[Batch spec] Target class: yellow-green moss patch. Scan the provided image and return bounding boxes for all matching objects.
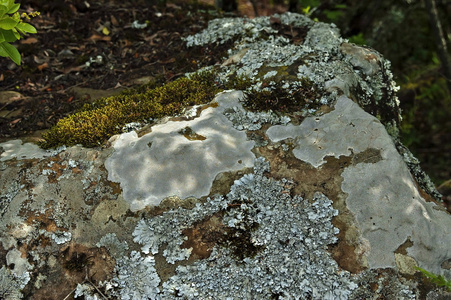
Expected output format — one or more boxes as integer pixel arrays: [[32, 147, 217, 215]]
[[39, 72, 221, 149]]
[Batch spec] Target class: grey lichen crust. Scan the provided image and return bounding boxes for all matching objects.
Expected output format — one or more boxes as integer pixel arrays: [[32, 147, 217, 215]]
[[185, 11, 439, 199], [186, 12, 400, 124], [131, 158, 358, 299], [0, 266, 29, 300], [109, 251, 161, 300]]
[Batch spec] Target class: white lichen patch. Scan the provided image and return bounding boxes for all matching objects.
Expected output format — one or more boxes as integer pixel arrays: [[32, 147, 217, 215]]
[[266, 95, 451, 277], [267, 95, 387, 168], [6, 249, 32, 277], [132, 158, 358, 299], [0, 139, 62, 161], [96, 233, 129, 259], [105, 91, 255, 211], [340, 132, 451, 276], [51, 231, 72, 245], [0, 266, 29, 300], [109, 251, 161, 300]]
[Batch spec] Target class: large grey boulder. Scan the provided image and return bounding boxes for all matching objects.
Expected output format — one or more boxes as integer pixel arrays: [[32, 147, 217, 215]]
[[0, 12, 450, 299]]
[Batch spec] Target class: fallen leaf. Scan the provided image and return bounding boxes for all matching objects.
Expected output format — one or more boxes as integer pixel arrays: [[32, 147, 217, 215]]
[[102, 26, 110, 36], [20, 37, 39, 44], [158, 57, 176, 64], [222, 48, 249, 66], [88, 33, 111, 42], [60, 65, 85, 74], [37, 62, 49, 71], [111, 15, 119, 26]]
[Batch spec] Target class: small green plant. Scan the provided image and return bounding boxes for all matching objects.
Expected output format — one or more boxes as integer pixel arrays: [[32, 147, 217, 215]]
[[0, 0, 40, 65], [415, 267, 451, 292], [348, 33, 366, 46]]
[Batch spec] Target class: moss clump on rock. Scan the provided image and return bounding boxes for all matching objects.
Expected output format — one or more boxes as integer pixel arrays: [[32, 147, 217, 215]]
[[225, 72, 321, 113], [39, 72, 221, 149]]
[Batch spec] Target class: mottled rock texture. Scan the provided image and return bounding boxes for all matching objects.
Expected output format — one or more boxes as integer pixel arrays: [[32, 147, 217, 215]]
[[0, 12, 450, 300]]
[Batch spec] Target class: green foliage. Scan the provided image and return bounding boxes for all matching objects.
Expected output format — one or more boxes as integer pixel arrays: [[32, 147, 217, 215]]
[[297, 0, 346, 23], [323, 4, 346, 22], [348, 33, 366, 45], [400, 62, 451, 148], [0, 0, 39, 65], [415, 267, 451, 292], [39, 71, 221, 149], [298, 0, 321, 9]]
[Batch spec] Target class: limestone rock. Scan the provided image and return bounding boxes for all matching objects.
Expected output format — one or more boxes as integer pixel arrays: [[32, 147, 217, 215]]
[[0, 12, 450, 299]]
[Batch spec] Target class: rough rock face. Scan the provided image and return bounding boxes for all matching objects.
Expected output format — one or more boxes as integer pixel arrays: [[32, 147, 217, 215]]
[[1, 12, 450, 300]]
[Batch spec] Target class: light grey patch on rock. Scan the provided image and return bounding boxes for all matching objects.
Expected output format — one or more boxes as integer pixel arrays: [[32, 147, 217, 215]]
[[0, 266, 30, 300], [266, 95, 385, 168], [105, 91, 255, 211], [303, 22, 343, 54], [0, 140, 60, 161]]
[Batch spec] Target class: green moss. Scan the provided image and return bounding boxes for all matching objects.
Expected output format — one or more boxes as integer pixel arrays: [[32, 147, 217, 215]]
[[225, 72, 321, 113], [220, 223, 264, 260], [178, 126, 206, 141], [63, 252, 91, 272], [39, 71, 221, 149]]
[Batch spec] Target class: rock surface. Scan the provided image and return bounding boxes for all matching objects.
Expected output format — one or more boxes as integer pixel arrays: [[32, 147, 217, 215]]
[[1, 12, 450, 299]]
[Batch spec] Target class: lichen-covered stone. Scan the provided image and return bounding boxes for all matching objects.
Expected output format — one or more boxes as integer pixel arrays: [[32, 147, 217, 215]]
[[0, 11, 449, 300]]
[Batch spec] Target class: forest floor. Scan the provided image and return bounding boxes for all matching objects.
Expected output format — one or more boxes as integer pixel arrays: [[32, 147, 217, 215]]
[[0, 0, 285, 141], [0, 0, 449, 192], [0, 0, 228, 141]]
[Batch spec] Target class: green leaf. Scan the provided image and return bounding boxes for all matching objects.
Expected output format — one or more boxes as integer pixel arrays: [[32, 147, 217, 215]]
[[1, 0, 14, 9], [16, 22, 36, 34], [348, 33, 366, 45], [0, 15, 18, 30], [6, 2, 19, 14], [0, 41, 20, 64], [0, 5, 8, 18], [415, 267, 451, 292], [0, 28, 18, 42], [301, 6, 311, 15], [335, 4, 347, 9]]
